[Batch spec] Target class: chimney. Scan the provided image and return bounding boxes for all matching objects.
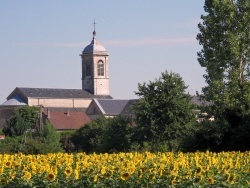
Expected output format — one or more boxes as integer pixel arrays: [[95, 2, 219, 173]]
[[47, 108, 50, 118], [67, 110, 70, 116]]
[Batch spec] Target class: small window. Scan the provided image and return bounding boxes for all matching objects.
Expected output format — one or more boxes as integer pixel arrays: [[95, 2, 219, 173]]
[[97, 60, 104, 76]]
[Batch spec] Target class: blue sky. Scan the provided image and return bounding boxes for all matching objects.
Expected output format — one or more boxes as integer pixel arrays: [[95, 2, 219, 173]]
[[0, 1, 206, 104]]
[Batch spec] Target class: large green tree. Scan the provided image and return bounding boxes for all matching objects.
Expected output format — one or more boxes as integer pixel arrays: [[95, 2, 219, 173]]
[[71, 115, 134, 153], [197, 0, 250, 126], [132, 71, 196, 151], [3, 106, 39, 137]]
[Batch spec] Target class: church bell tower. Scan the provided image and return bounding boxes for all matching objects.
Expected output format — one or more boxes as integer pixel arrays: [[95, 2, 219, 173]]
[[80, 22, 109, 96]]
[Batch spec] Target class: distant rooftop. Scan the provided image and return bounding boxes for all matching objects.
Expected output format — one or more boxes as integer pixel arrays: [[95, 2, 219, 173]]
[[7, 87, 112, 100], [1, 95, 27, 106]]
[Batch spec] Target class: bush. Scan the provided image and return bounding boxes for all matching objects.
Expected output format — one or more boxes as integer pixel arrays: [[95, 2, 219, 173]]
[[59, 131, 76, 153], [20, 121, 63, 154], [72, 116, 134, 153]]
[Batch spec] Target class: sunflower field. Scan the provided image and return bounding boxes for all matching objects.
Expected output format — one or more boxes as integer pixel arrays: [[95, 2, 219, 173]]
[[0, 151, 250, 187]]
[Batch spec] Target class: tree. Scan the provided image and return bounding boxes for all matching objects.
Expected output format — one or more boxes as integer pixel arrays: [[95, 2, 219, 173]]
[[3, 106, 39, 137], [103, 115, 134, 152], [132, 71, 196, 151], [20, 120, 63, 154], [197, 0, 250, 126], [71, 115, 134, 153], [71, 116, 108, 153]]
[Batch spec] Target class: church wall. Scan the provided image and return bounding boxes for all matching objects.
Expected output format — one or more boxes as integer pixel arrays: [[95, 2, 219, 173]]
[[28, 98, 92, 108], [93, 55, 109, 95], [94, 79, 110, 95]]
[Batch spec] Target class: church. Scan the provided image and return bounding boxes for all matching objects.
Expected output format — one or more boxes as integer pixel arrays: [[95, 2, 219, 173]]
[[0, 27, 135, 130]]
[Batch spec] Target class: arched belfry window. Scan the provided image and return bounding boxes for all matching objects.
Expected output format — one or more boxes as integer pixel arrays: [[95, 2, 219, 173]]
[[97, 60, 104, 76]]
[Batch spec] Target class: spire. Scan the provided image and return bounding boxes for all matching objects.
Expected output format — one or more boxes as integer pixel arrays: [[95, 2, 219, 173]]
[[93, 19, 97, 37]]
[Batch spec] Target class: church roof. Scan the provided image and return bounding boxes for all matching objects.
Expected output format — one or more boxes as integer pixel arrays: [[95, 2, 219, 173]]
[[7, 87, 112, 100], [1, 95, 27, 106], [82, 31, 107, 54], [191, 96, 211, 106], [97, 99, 129, 115], [87, 99, 137, 116]]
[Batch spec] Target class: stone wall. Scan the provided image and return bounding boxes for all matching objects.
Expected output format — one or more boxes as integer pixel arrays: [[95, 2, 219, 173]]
[[28, 98, 92, 108]]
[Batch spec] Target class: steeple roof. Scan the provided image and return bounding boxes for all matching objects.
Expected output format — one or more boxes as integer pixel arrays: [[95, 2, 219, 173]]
[[82, 30, 107, 54]]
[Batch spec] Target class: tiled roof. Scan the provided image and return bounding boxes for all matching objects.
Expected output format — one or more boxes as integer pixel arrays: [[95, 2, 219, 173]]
[[95, 99, 135, 115], [82, 34, 107, 54], [191, 96, 211, 106], [8, 87, 112, 100], [43, 108, 90, 130], [120, 99, 138, 115]]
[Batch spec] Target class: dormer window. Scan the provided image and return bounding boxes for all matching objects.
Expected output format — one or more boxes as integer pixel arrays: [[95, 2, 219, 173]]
[[97, 60, 104, 76]]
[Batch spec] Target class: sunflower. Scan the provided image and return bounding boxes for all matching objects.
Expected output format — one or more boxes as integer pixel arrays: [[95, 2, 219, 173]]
[[0, 168, 3, 175], [207, 177, 214, 184], [57, 153, 63, 158], [121, 172, 130, 181], [74, 169, 79, 180], [100, 167, 106, 175], [196, 166, 202, 174], [93, 175, 98, 182], [51, 165, 58, 173], [64, 168, 72, 178], [9, 171, 16, 179], [0, 177, 7, 185], [23, 171, 32, 180], [48, 173, 56, 181], [5, 161, 11, 168], [227, 174, 236, 184]]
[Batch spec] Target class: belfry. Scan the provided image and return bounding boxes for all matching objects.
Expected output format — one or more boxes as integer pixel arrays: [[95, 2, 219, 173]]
[[80, 21, 110, 96]]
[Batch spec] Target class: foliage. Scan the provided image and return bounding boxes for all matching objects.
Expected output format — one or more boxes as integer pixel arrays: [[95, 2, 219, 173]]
[[132, 71, 197, 152], [20, 120, 63, 154], [196, 0, 250, 151], [0, 151, 250, 187], [3, 106, 39, 137], [71, 116, 108, 153], [181, 120, 231, 152], [197, 0, 250, 126], [59, 131, 76, 153], [72, 115, 134, 153], [0, 136, 22, 154], [103, 115, 134, 152]]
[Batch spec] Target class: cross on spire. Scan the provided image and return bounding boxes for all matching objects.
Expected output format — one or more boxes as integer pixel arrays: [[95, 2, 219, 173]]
[[93, 19, 97, 31], [93, 19, 97, 36]]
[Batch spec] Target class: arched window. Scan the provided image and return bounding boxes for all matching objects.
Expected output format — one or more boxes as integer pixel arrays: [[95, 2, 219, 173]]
[[97, 60, 104, 76]]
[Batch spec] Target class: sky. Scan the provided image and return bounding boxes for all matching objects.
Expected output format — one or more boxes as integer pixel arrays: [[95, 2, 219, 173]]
[[0, 1, 206, 104]]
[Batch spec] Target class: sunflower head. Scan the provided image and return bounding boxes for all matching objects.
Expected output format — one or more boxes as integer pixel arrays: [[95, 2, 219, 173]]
[[64, 168, 72, 178], [121, 172, 130, 181], [0, 177, 7, 185], [48, 173, 56, 181], [100, 168, 106, 175], [23, 171, 32, 180], [208, 177, 214, 184], [5, 161, 11, 168]]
